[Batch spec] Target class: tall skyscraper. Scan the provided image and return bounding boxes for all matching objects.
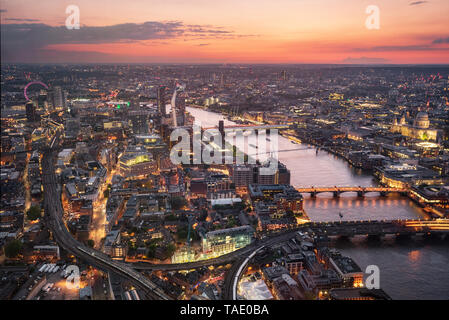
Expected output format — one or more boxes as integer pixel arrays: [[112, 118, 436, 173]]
[[170, 83, 185, 127], [26, 102, 38, 122], [175, 91, 186, 126], [37, 91, 47, 110], [48, 86, 67, 110], [281, 70, 287, 81], [157, 86, 167, 116]]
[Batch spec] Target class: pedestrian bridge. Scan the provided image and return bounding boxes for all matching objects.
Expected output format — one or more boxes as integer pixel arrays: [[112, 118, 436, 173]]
[[296, 186, 408, 197]]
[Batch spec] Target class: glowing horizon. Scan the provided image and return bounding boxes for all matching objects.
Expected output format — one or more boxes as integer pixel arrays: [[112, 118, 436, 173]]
[[1, 0, 448, 64]]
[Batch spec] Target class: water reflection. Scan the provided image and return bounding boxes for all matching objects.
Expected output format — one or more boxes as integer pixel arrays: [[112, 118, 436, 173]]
[[187, 107, 426, 222], [187, 107, 449, 300]]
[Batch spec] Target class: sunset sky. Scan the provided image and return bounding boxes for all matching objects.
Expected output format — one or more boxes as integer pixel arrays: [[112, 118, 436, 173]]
[[1, 0, 448, 64]]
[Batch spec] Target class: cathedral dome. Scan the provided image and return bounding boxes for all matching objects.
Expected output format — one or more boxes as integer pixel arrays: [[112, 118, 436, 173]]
[[414, 111, 429, 129]]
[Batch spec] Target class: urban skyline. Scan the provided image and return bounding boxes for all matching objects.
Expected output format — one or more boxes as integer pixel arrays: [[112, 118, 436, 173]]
[[1, 0, 449, 308]]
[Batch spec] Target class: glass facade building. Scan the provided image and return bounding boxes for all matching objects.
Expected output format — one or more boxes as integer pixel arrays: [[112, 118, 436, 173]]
[[202, 225, 254, 257]]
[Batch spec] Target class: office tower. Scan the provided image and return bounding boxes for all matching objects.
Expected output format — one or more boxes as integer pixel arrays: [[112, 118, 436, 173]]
[[26, 102, 38, 122], [281, 70, 287, 81], [157, 86, 167, 116], [232, 165, 254, 187], [277, 163, 291, 185], [48, 86, 67, 110], [37, 91, 47, 110], [175, 92, 186, 126], [129, 110, 150, 134], [170, 84, 185, 127]]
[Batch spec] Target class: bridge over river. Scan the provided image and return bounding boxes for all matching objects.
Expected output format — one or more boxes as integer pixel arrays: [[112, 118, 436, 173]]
[[296, 186, 408, 197]]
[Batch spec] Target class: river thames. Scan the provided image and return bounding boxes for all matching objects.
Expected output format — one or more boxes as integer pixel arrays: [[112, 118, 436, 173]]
[[186, 106, 449, 299]]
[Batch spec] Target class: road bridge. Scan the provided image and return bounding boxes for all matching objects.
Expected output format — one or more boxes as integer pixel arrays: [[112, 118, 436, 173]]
[[296, 186, 408, 197]]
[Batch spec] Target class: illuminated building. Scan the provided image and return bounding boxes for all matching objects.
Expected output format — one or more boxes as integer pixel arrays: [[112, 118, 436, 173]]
[[103, 121, 122, 130], [380, 145, 417, 160], [249, 184, 304, 214], [31, 128, 50, 149], [202, 225, 253, 257], [281, 253, 304, 275], [413, 141, 440, 157], [129, 110, 151, 134], [391, 111, 441, 141], [111, 243, 127, 260], [119, 147, 156, 178], [57, 149, 74, 166], [327, 251, 363, 288], [33, 245, 60, 259], [171, 247, 196, 263], [329, 93, 344, 100], [134, 134, 167, 161], [409, 185, 449, 208], [374, 162, 444, 188], [347, 128, 371, 141], [103, 230, 120, 257]]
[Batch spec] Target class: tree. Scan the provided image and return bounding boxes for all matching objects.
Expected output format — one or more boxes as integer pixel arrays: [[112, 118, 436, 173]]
[[170, 196, 187, 210], [166, 243, 176, 257], [165, 214, 177, 221], [146, 244, 157, 259], [5, 240, 22, 258], [26, 205, 41, 221], [87, 239, 95, 248], [103, 189, 110, 199], [198, 209, 208, 222], [226, 216, 237, 228], [176, 225, 189, 241]]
